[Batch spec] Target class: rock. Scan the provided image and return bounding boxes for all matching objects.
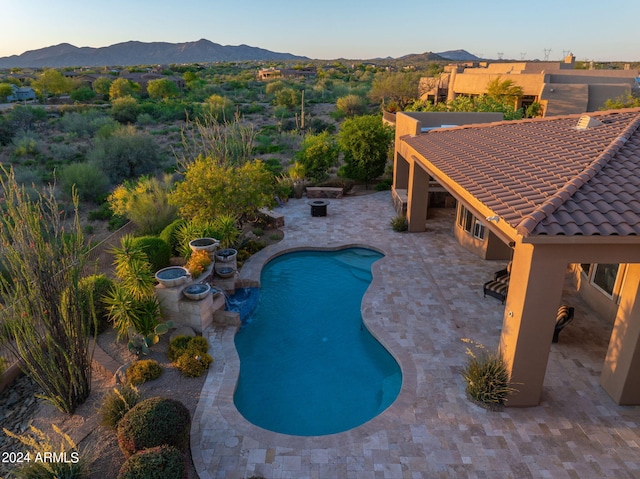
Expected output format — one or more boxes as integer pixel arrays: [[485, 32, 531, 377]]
[[170, 326, 196, 341]]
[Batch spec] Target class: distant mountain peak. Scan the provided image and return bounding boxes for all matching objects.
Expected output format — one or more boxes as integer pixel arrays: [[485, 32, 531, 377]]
[[435, 49, 482, 61], [0, 39, 307, 68]]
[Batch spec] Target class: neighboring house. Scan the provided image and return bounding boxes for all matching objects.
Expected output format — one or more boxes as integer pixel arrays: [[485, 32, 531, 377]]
[[257, 67, 316, 81], [6, 84, 36, 102], [393, 108, 640, 407], [421, 54, 640, 116]]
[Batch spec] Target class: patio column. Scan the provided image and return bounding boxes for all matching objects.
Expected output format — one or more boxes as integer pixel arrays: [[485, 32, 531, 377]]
[[600, 263, 640, 404], [499, 242, 566, 406], [406, 160, 429, 232], [393, 152, 410, 190]]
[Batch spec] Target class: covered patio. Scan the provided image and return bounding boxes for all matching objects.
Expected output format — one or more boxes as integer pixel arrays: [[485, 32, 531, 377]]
[[394, 108, 640, 406]]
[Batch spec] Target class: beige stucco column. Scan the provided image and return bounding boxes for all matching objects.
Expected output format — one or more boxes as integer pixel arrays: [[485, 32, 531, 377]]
[[406, 160, 429, 232], [393, 152, 410, 190], [499, 242, 567, 406], [600, 263, 640, 404]]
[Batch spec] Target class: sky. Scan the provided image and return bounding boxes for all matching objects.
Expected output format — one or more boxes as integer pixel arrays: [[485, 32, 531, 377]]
[[1, 0, 638, 62]]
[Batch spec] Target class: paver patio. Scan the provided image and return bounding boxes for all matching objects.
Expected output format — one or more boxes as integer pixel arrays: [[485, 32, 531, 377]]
[[191, 191, 640, 479]]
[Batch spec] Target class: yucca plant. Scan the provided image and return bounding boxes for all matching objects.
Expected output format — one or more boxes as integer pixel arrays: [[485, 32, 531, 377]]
[[212, 214, 240, 249]]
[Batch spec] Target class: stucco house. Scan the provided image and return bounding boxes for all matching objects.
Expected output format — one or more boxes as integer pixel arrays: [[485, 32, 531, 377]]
[[421, 55, 640, 116], [393, 108, 640, 407]]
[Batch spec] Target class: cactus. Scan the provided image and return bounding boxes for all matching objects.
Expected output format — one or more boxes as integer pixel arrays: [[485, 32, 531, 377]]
[[127, 321, 174, 357]]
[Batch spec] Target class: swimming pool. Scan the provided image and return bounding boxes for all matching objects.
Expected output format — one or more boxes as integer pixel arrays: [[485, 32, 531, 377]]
[[233, 248, 402, 436]]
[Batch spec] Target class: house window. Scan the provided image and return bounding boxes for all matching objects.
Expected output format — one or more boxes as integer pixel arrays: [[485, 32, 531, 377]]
[[592, 264, 619, 297], [457, 204, 485, 240]]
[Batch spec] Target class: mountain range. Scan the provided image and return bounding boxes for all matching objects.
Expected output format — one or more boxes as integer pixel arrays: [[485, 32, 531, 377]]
[[0, 39, 482, 69], [0, 39, 308, 68]]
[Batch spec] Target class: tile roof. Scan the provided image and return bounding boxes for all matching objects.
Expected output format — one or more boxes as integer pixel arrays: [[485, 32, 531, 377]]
[[403, 108, 640, 237]]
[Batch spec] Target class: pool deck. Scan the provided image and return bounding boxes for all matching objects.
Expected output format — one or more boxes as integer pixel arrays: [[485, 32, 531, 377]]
[[191, 191, 640, 479]]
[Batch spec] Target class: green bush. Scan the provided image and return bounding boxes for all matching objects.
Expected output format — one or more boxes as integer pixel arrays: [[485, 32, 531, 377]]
[[78, 274, 114, 334], [99, 383, 142, 430], [168, 335, 212, 377], [58, 162, 111, 202], [117, 445, 186, 479], [167, 335, 208, 362], [117, 397, 191, 457], [126, 359, 163, 385], [131, 236, 171, 273], [159, 219, 186, 257], [390, 215, 408, 232], [462, 340, 514, 406], [175, 352, 213, 377], [88, 125, 160, 184], [375, 178, 393, 191]]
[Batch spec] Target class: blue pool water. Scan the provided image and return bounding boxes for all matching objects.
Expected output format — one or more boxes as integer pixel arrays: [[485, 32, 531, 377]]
[[233, 248, 402, 436]]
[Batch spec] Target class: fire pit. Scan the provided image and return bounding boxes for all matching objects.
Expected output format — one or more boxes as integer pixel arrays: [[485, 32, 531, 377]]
[[308, 200, 329, 217]]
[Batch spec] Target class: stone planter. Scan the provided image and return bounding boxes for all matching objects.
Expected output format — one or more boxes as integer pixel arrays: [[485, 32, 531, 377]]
[[216, 266, 235, 278], [183, 283, 211, 301], [215, 248, 238, 263], [155, 266, 190, 288], [189, 237, 220, 254]]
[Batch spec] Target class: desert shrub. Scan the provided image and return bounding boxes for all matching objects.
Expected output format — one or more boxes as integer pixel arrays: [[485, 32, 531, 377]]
[[135, 112, 156, 126], [117, 445, 186, 479], [11, 131, 39, 157], [159, 219, 186, 257], [252, 228, 264, 237], [390, 215, 408, 232], [130, 236, 172, 273], [168, 335, 212, 377], [375, 178, 393, 191], [108, 174, 177, 235], [117, 397, 191, 457], [317, 177, 355, 193], [462, 339, 514, 406], [99, 383, 142, 430], [167, 336, 193, 362], [167, 335, 209, 362], [126, 359, 163, 386], [58, 162, 111, 202], [111, 95, 140, 124], [175, 352, 213, 377], [70, 85, 96, 102], [89, 125, 159, 183], [78, 274, 114, 334]]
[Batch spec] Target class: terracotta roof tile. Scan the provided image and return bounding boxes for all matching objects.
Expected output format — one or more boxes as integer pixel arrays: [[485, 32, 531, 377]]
[[404, 108, 640, 237]]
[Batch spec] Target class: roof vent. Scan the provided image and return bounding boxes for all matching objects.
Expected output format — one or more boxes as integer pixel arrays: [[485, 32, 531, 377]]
[[576, 115, 604, 130]]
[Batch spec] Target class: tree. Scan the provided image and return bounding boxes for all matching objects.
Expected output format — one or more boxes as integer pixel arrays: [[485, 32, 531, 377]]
[[108, 174, 178, 235], [296, 131, 339, 183], [485, 77, 524, 105], [32, 69, 72, 101], [93, 76, 113, 98], [0, 167, 92, 413], [368, 71, 422, 110], [337, 115, 394, 187], [169, 157, 275, 224], [109, 78, 139, 99], [147, 78, 180, 100], [70, 85, 96, 102], [0, 83, 13, 102], [602, 93, 640, 110], [89, 125, 160, 183], [274, 87, 300, 109], [111, 95, 140, 123]]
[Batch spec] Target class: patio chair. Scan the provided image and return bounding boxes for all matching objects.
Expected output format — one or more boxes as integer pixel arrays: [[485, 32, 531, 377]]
[[483, 262, 511, 304], [553, 305, 575, 343]]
